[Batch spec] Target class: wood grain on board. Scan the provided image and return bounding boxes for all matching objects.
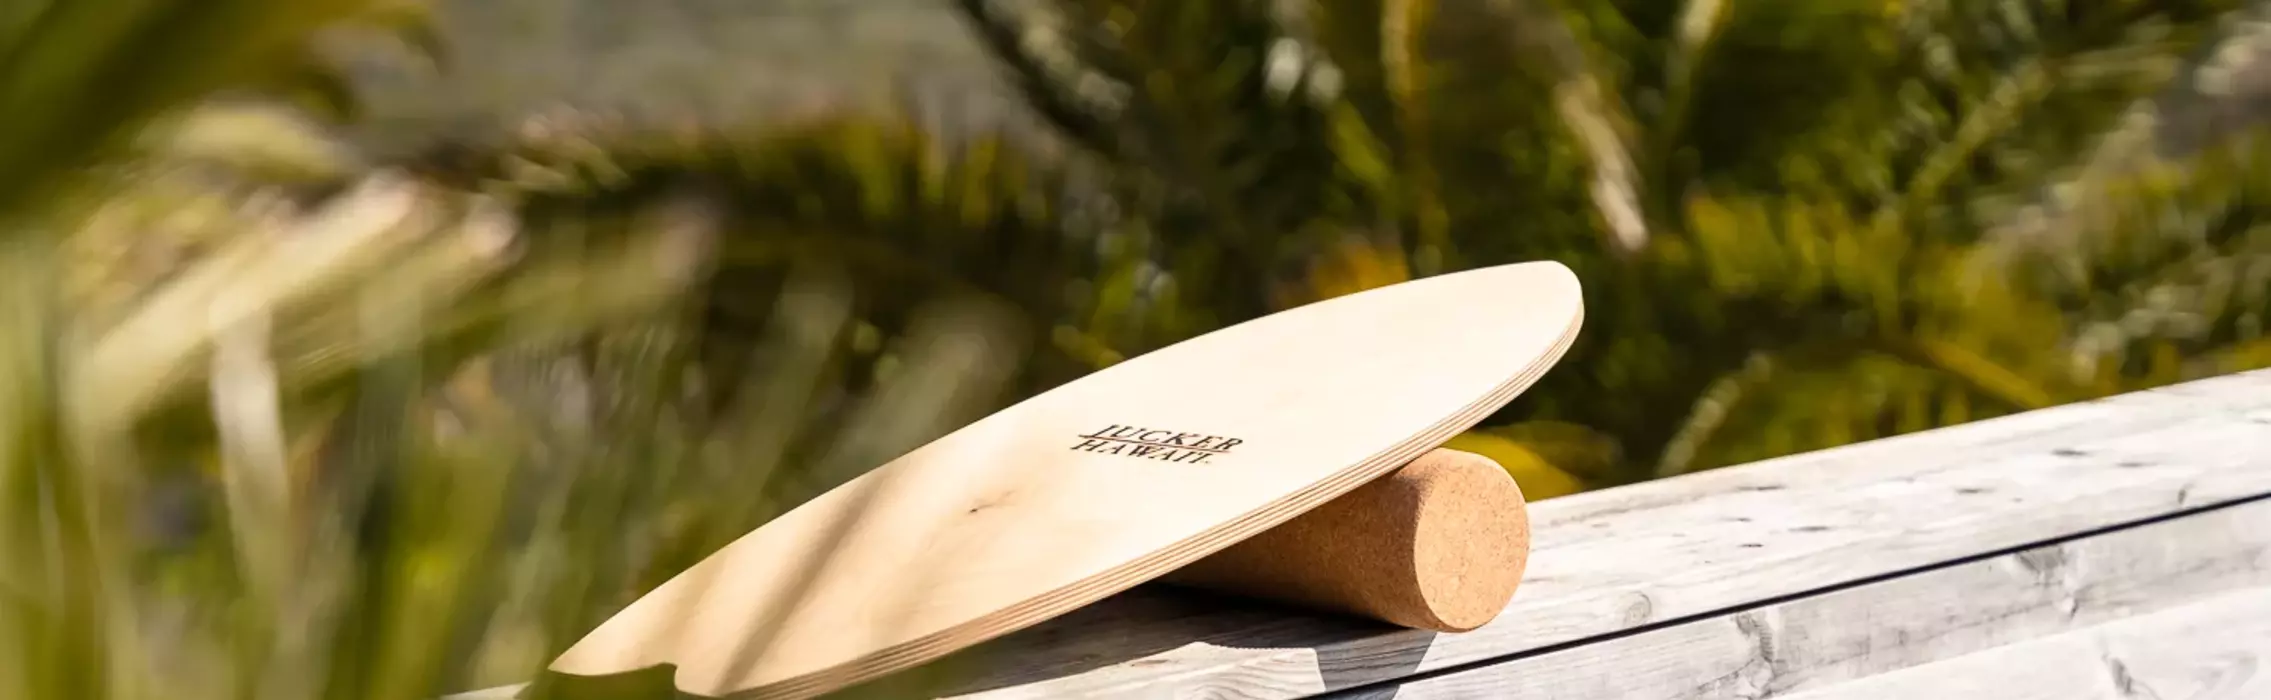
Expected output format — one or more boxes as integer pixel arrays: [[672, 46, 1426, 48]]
[[928, 368, 2271, 699], [540, 261, 1585, 699]]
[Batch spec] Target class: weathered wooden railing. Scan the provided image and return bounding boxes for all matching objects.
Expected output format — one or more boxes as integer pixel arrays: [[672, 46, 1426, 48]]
[[461, 368, 2271, 699]]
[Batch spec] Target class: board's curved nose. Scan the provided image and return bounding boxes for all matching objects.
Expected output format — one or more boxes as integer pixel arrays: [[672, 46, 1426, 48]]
[[1464, 259, 1584, 336], [1509, 259, 1582, 310]]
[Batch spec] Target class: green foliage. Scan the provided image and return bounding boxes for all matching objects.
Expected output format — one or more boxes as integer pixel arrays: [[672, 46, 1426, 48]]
[[0, 0, 436, 220], [949, 0, 2267, 485], [3, 3, 1031, 699], [16, 1, 2271, 699]]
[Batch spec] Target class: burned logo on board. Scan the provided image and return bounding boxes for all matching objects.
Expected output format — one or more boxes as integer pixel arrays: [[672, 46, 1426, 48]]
[[1071, 425, 1242, 464]]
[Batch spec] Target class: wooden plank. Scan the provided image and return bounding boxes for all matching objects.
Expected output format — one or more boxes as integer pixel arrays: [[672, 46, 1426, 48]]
[[1320, 492, 2271, 698], [1774, 585, 2271, 700], [925, 369, 2271, 699]]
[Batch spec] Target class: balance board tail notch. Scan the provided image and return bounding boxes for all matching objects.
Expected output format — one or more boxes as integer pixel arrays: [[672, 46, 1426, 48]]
[[1160, 448, 1531, 632]]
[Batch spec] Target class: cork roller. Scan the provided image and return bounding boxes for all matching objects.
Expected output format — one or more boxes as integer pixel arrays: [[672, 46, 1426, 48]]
[[1159, 448, 1532, 632]]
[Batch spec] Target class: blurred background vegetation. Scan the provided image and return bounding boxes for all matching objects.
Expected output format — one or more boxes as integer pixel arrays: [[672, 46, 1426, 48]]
[[10, 0, 2271, 698]]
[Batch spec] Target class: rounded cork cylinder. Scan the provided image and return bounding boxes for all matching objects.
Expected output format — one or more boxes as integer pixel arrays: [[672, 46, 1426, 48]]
[[1159, 448, 1531, 632]]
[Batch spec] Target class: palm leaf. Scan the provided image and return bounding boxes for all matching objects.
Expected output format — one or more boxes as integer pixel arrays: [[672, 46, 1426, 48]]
[[0, 0, 412, 222]]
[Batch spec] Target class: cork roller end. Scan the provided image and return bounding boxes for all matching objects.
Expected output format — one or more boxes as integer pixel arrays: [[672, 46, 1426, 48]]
[[1161, 448, 1531, 632]]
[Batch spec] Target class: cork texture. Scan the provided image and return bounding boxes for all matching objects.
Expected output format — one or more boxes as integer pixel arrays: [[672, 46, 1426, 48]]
[[1160, 448, 1532, 632]]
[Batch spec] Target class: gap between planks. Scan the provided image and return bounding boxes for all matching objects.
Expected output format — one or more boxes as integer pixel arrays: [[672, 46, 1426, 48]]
[[1324, 488, 2271, 698]]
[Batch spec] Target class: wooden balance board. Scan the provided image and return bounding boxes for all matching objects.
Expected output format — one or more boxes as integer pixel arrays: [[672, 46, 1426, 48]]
[[543, 260, 1585, 699]]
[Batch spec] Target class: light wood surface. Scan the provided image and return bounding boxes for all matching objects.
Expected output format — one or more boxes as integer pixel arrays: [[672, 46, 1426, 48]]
[[914, 368, 2271, 699], [1330, 493, 2271, 699], [540, 262, 1585, 699], [1774, 586, 2271, 700], [1160, 447, 1531, 633]]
